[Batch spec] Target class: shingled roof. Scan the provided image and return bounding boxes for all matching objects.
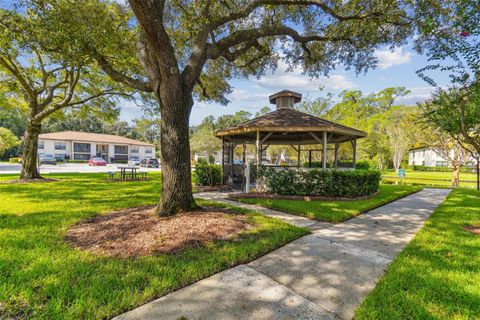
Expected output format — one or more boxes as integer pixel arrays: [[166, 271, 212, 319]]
[[215, 108, 367, 138]]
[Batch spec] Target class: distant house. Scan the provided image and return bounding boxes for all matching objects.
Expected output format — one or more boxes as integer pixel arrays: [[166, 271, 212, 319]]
[[408, 146, 477, 168], [38, 131, 155, 162]]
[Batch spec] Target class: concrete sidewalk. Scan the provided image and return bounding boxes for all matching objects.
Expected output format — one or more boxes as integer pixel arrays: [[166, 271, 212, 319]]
[[114, 188, 450, 320]]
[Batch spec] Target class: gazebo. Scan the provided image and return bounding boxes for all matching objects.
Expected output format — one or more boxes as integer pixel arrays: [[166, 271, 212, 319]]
[[215, 90, 367, 185]]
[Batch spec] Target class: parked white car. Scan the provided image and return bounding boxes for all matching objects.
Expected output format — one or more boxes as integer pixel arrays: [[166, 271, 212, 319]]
[[128, 159, 141, 166]]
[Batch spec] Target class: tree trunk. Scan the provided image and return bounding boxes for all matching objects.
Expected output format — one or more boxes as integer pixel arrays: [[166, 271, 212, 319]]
[[20, 120, 42, 180], [156, 85, 197, 216], [451, 164, 460, 188]]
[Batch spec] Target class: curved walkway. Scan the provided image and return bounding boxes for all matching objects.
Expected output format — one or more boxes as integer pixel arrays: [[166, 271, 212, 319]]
[[114, 188, 450, 320]]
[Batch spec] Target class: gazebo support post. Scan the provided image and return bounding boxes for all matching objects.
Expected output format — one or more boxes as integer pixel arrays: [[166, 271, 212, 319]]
[[334, 143, 339, 168], [242, 144, 246, 189], [351, 139, 357, 168], [229, 143, 235, 185], [322, 131, 327, 169], [221, 137, 225, 184], [308, 150, 312, 168], [297, 144, 301, 168], [256, 130, 261, 170]]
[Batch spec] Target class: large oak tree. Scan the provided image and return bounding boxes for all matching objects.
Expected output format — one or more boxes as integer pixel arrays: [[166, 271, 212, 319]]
[[0, 7, 131, 179], [35, 0, 443, 215]]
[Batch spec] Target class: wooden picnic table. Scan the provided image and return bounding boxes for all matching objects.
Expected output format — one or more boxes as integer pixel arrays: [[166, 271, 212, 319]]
[[118, 166, 138, 180]]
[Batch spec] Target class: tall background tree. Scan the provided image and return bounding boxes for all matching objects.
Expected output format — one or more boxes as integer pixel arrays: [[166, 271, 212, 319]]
[[421, 83, 480, 189], [0, 7, 131, 179], [386, 107, 416, 173], [306, 87, 414, 169], [413, 0, 479, 189], [0, 127, 20, 156]]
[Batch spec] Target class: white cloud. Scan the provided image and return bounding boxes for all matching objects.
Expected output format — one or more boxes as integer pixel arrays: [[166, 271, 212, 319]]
[[120, 100, 142, 112], [253, 61, 357, 92], [397, 86, 435, 104], [227, 90, 269, 103], [374, 47, 412, 69]]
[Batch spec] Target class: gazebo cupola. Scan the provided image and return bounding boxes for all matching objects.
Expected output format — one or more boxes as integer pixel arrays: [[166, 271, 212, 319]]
[[269, 90, 302, 109], [215, 90, 367, 186]]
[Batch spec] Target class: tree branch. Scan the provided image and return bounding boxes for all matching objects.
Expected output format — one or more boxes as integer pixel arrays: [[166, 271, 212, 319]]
[[207, 24, 350, 60], [33, 67, 80, 121], [37, 71, 70, 110], [0, 55, 36, 101], [92, 50, 153, 93], [206, 0, 387, 33]]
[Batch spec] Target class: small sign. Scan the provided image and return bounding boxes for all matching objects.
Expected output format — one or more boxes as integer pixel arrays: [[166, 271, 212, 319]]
[[398, 169, 406, 178]]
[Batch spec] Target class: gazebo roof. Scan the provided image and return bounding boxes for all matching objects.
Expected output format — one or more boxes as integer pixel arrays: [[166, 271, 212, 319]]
[[215, 107, 367, 139]]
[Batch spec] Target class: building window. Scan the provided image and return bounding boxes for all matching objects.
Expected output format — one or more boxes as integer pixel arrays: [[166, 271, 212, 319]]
[[436, 161, 448, 167], [38, 141, 44, 149], [114, 154, 128, 161], [55, 154, 67, 160], [145, 148, 153, 154], [55, 142, 66, 150], [73, 153, 90, 160], [131, 146, 139, 153], [114, 145, 128, 155], [73, 142, 90, 153]]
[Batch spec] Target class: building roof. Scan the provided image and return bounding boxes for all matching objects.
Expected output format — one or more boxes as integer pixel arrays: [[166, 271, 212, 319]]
[[409, 146, 429, 151], [215, 108, 367, 138], [39, 131, 154, 147]]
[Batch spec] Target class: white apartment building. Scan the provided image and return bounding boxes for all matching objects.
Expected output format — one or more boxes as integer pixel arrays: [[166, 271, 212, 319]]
[[408, 146, 477, 167], [38, 131, 155, 162]]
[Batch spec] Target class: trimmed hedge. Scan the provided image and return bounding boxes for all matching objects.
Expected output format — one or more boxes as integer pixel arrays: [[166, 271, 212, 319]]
[[9, 157, 20, 163], [408, 165, 475, 173], [258, 167, 381, 197], [194, 159, 222, 186]]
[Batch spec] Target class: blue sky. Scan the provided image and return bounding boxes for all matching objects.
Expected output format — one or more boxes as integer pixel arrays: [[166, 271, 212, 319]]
[[121, 45, 450, 125]]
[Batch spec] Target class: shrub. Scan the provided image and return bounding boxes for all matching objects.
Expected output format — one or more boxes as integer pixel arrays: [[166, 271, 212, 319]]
[[257, 167, 381, 197], [194, 159, 221, 186], [9, 157, 20, 163], [355, 160, 370, 170]]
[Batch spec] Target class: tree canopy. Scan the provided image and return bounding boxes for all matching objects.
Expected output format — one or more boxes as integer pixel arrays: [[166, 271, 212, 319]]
[[0, 127, 20, 155], [421, 80, 480, 157]]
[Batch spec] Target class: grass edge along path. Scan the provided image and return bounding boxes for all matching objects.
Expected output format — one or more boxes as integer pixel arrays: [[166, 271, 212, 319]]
[[236, 185, 423, 223], [355, 188, 480, 319], [0, 173, 308, 319]]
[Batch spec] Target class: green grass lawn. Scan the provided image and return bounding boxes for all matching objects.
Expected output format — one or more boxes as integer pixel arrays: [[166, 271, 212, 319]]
[[355, 188, 480, 319], [382, 170, 478, 188], [237, 185, 422, 223], [0, 173, 308, 319]]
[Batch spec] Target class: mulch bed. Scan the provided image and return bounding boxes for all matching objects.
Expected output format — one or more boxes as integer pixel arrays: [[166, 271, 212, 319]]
[[228, 191, 379, 202], [0, 178, 59, 184], [464, 226, 480, 235], [66, 206, 253, 258]]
